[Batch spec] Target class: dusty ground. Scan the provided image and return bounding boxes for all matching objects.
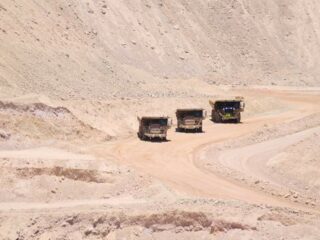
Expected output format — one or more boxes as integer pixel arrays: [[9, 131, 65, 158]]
[[0, 0, 320, 239], [0, 85, 319, 239]]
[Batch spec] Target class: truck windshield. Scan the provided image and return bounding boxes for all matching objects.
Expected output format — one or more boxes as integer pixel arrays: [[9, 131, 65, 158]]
[[216, 102, 240, 109], [145, 119, 168, 126], [179, 110, 203, 118]]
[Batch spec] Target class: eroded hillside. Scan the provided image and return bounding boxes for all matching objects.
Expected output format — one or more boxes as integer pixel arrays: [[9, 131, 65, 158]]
[[0, 0, 319, 99]]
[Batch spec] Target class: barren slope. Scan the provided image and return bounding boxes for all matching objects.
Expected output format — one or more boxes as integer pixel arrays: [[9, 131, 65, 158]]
[[0, 1, 320, 239], [1, 0, 320, 99]]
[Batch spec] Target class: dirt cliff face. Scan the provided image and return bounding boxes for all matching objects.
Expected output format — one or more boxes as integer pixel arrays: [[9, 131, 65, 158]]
[[0, 0, 319, 99]]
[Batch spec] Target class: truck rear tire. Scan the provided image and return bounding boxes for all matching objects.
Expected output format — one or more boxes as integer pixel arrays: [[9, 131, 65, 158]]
[[236, 114, 241, 123], [213, 112, 221, 123]]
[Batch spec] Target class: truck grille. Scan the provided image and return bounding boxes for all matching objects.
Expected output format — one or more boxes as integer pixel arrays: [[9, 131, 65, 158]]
[[150, 128, 162, 134], [184, 120, 196, 125], [149, 124, 164, 134], [183, 116, 198, 125]]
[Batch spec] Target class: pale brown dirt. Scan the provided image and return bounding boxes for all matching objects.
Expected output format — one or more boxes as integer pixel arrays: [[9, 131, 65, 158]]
[[0, 0, 320, 239], [1, 87, 320, 239]]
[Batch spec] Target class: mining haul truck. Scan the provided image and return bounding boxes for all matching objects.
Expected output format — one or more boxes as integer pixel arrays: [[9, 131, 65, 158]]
[[176, 108, 207, 132], [137, 116, 171, 141], [209, 97, 245, 123]]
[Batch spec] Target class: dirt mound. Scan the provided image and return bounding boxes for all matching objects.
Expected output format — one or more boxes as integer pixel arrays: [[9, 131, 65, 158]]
[[0, 101, 108, 147], [0, 101, 71, 116], [13, 211, 255, 239], [258, 213, 297, 226], [127, 211, 254, 233], [14, 166, 112, 183]]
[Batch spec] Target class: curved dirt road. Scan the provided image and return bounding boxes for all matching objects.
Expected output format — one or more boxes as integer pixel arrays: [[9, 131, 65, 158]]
[[103, 89, 320, 211], [1, 89, 318, 213]]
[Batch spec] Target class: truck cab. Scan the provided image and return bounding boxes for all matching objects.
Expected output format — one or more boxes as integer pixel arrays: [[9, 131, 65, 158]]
[[137, 116, 171, 141], [176, 109, 206, 132], [210, 98, 245, 123]]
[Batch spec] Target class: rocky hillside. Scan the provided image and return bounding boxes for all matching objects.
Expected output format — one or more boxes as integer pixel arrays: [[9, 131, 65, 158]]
[[0, 0, 319, 99]]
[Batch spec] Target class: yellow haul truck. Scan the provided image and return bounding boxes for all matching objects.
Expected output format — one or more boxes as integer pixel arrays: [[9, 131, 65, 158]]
[[209, 97, 245, 123]]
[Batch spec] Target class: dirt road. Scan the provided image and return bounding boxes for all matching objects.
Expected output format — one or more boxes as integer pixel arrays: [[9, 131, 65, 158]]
[[100, 88, 320, 211], [0, 88, 319, 214], [1, 88, 319, 239]]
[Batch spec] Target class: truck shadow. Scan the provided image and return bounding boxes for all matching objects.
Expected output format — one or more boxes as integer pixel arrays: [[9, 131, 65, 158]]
[[210, 119, 243, 124], [175, 128, 205, 134], [148, 138, 171, 143], [140, 138, 171, 143], [137, 133, 171, 143]]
